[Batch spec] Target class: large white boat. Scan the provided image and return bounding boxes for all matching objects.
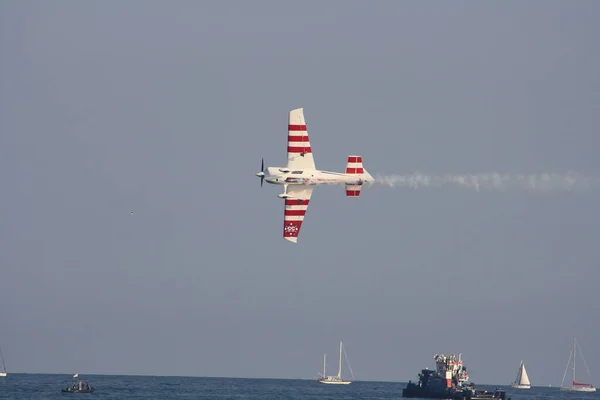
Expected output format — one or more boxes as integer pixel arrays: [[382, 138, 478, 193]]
[[317, 341, 353, 385], [511, 360, 531, 389], [560, 337, 596, 392]]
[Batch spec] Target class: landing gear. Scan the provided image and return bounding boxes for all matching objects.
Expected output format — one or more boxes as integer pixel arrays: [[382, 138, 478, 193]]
[[277, 184, 290, 199]]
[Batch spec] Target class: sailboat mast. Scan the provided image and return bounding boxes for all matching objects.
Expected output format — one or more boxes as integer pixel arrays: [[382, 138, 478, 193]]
[[518, 361, 523, 383], [573, 337, 576, 383], [323, 353, 326, 377], [338, 341, 343, 379]]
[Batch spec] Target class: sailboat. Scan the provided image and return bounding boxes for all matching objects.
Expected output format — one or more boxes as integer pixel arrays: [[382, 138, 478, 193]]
[[0, 347, 7, 377], [560, 337, 596, 392], [511, 360, 531, 389], [317, 341, 352, 385]]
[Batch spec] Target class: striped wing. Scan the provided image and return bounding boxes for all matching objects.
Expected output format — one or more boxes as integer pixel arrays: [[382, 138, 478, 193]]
[[287, 108, 316, 170], [283, 186, 314, 243]]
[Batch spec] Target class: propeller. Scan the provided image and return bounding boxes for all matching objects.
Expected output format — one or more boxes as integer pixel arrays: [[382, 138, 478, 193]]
[[256, 157, 265, 187]]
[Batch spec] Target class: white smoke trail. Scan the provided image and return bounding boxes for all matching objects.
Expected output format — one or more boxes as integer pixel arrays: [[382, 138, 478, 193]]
[[373, 172, 597, 193]]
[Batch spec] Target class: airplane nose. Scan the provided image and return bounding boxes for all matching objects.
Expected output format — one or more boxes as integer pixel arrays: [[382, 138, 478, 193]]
[[256, 171, 266, 187]]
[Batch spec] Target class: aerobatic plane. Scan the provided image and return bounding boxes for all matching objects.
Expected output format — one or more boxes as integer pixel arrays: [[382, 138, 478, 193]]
[[256, 108, 374, 243]]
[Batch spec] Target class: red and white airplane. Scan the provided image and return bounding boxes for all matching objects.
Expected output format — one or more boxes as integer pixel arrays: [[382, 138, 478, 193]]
[[256, 108, 374, 243]]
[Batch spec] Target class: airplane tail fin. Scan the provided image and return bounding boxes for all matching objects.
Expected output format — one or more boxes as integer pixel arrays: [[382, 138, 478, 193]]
[[345, 155, 374, 197], [345, 155, 364, 175]]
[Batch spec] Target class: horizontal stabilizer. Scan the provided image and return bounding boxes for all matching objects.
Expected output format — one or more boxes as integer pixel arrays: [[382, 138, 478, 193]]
[[346, 183, 362, 197]]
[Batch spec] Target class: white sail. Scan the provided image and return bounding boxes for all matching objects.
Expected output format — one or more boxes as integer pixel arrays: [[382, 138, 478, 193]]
[[520, 363, 531, 385]]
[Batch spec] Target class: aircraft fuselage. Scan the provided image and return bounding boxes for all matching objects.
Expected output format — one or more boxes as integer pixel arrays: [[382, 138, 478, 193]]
[[264, 166, 372, 186]]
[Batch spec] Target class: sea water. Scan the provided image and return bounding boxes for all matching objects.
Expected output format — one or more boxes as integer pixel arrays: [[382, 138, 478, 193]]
[[0, 374, 591, 400]]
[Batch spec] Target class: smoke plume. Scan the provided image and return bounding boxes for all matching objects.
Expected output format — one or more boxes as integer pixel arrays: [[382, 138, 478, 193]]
[[373, 172, 597, 193]]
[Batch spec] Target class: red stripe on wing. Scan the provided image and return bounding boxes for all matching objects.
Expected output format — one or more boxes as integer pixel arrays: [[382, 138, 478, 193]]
[[287, 146, 312, 153], [288, 125, 307, 131], [285, 209, 306, 216], [288, 136, 310, 142], [285, 199, 310, 206]]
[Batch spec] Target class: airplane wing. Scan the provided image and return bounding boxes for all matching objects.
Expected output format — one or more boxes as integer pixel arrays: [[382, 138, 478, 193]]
[[287, 108, 316, 170], [283, 185, 315, 243]]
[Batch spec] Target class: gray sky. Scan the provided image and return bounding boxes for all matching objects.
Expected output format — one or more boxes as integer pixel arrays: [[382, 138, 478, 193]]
[[1, 0, 599, 385]]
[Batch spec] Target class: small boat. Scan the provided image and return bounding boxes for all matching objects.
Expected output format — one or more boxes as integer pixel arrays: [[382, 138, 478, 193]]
[[469, 388, 510, 400], [511, 360, 531, 389], [316, 341, 353, 384], [560, 337, 596, 392], [0, 347, 7, 377], [62, 374, 96, 393]]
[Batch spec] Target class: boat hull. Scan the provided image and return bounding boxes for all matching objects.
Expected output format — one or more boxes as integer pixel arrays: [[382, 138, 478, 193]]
[[62, 388, 96, 393], [402, 383, 468, 399], [560, 387, 596, 392], [319, 380, 351, 385], [403, 389, 466, 399], [403, 383, 509, 400], [511, 384, 530, 389], [0, 372, 6, 377]]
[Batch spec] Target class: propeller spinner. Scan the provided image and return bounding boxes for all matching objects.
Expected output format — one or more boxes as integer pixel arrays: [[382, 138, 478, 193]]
[[256, 158, 265, 187]]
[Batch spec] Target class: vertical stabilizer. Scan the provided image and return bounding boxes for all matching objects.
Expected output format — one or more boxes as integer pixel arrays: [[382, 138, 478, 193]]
[[345, 155, 373, 197], [345, 155, 364, 174]]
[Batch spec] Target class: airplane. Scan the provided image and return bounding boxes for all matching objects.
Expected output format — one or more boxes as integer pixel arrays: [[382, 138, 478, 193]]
[[256, 107, 375, 243]]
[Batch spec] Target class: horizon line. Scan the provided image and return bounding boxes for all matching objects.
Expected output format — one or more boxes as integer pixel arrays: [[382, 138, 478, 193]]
[[1, 372, 540, 386]]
